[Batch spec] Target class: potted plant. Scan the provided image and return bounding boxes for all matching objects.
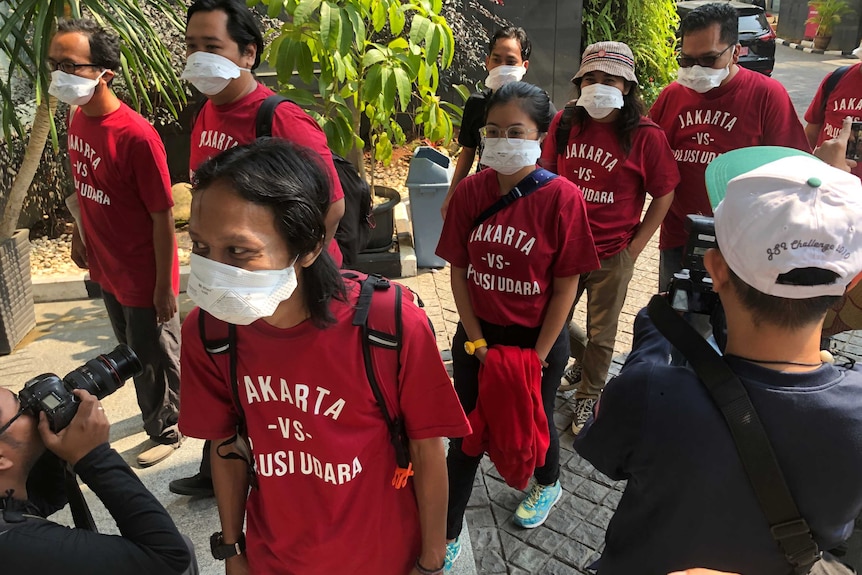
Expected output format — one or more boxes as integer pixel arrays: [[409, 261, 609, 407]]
[[807, 0, 854, 50], [0, 0, 186, 354]]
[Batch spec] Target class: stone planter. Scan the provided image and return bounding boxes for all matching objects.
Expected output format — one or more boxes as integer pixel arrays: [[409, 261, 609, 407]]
[[0, 229, 36, 355]]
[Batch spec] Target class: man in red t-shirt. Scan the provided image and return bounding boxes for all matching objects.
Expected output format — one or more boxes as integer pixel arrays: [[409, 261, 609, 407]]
[[650, 2, 809, 290], [49, 20, 181, 467], [804, 57, 862, 180], [169, 0, 346, 498]]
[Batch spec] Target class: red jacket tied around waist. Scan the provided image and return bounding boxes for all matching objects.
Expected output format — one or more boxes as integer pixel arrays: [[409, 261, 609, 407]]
[[461, 345, 549, 490]]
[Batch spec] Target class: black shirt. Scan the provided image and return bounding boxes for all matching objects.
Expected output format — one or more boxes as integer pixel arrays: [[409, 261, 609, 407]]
[[0, 444, 190, 575]]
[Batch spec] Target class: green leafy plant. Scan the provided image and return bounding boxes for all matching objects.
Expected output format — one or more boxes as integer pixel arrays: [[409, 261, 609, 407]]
[[0, 0, 187, 238], [252, 0, 456, 171], [582, 0, 678, 106], [807, 0, 853, 37]]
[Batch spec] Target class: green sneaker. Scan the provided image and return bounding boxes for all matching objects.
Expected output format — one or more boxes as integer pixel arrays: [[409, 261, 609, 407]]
[[513, 480, 562, 528], [444, 537, 461, 571]]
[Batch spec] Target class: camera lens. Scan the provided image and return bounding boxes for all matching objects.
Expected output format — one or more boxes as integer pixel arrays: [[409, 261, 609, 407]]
[[63, 344, 143, 399]]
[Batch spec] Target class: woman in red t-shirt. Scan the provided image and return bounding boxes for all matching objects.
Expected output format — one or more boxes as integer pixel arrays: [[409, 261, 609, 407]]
[[541, 41, 679, 435], [436, 81, 599, 568], [177, 138, 469, 575]]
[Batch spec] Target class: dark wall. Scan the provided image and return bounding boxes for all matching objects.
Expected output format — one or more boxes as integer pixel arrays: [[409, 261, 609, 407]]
[[442, 0, 583, 111], [778, 0, 862, 52]]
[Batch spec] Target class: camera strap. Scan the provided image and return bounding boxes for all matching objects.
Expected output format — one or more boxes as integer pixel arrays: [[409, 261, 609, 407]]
[[63, 465, 97, 532], [472, 168, 557, 229], [647, 294, 821, 574]]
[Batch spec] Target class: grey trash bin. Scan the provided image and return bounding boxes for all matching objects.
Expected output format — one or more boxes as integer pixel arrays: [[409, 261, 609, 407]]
[[406, 147, 452, 268]]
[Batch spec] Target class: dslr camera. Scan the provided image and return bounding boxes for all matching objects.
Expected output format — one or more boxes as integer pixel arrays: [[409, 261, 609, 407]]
[[667, 214, 720, 315], [17, 345, 142, 432]]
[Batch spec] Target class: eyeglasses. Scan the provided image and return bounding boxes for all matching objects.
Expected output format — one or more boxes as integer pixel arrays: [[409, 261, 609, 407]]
[[0, 393, 23, 437], [676, 45, 733, 68], [47, 60, 102, 74], [479, 125, 540, 142]]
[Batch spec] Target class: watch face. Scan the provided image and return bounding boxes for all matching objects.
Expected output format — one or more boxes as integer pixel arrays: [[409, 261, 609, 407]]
[[464, 341, 474, 354]]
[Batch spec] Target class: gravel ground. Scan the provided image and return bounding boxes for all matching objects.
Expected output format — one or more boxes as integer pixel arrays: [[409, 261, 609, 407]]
[[29, 149, 423, 278]]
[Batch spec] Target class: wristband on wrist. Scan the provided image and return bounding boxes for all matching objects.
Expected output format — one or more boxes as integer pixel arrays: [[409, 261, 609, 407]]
[[415, 559, 445, 575]]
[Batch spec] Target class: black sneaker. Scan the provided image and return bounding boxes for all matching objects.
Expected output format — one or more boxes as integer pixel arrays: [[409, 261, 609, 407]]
[[571, 397, 597, 435], [558, 362, 583, 392], [169, 473, 214, 497]]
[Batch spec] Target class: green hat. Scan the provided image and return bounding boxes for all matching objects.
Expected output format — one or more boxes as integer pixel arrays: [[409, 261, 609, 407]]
[[705, 146, 818, 209]]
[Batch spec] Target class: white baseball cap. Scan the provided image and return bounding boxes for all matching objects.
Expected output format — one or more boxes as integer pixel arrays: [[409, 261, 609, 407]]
[[706, 146, 862, 299]]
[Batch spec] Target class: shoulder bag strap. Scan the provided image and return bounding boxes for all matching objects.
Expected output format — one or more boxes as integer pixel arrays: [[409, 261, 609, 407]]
[[472, 168, 557, 229], [255, 94, 291, 138], [647, 295, 821, 574], [821, 66, 851, 115]]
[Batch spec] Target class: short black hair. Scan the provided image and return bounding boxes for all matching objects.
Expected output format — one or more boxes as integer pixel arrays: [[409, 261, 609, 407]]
[[679, 2, 739, 46], [727, 266, 841, 329], [487, 81, 552, 133], [187, 0, 264, 70], [192, 139, 346, 327], [489, 26, 531, 61], [56, 19, 120, 71]]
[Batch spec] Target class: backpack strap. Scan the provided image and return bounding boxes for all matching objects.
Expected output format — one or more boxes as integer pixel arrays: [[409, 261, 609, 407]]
[[821, 66, 851, 115], [347, 271, 413, 489], [473, 168, 558, 229], [255, 94, 291, 138], [198, 311, 259, 489], [647, 295, 821, 575]]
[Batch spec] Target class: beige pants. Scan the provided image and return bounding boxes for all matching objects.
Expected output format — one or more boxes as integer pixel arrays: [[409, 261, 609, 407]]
[[568, 248, 635, 400]]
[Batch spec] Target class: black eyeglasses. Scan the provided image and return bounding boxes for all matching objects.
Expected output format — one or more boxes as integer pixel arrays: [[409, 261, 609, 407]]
[[47, 61, 102, 74], [0, 392, 23, 437], [676, 45, 733, 68]]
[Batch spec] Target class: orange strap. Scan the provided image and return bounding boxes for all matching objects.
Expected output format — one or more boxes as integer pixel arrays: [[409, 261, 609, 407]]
[[391, 462, 414, 489]]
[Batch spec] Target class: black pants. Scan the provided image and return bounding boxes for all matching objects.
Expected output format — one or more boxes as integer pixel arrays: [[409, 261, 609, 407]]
[[102, 290, 181, 444], [446, 321, 568, 540]]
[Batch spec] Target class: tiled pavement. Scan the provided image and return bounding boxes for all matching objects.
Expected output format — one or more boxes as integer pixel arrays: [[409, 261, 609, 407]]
[[399, 227, 862, 574]]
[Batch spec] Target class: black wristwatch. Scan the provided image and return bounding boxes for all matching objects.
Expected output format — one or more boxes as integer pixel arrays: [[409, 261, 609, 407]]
[[210, 531, 246, 560]]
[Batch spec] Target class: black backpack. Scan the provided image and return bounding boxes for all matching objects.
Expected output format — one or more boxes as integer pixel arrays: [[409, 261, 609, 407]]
[[255, 95, 373, 267], [199, 271, 415, 490]]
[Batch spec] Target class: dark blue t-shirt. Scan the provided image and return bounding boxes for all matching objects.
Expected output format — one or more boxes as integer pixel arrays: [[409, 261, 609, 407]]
[[575, 308, 862, 575]]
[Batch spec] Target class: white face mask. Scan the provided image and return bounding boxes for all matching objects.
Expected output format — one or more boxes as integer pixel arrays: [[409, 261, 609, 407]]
[[48, 69, 106, 106], [576, 84, 625, 119], [481, 138, 542, 175], [854, 44, 862, 59], [676, 64, 730, 94], [181, 52, 251, 96], [187, 253, 299, 325], [485, 65, 527, 91]]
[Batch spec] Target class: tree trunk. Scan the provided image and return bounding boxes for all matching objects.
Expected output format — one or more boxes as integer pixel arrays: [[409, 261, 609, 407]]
[[347, 101, 366, 182], [0, 96, 57, 238]]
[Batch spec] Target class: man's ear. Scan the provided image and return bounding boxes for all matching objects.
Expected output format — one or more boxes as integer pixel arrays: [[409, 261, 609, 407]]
[[731, 43, 741, 65], [242, 43, 256, 69], [0, 449, 14, 472], [523, 60, 529, 71], [704, 248, 730, 292]]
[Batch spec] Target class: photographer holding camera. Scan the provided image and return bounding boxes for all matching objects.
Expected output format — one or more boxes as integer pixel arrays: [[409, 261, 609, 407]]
[[0, 381, 192, 574], [574, 147, 862, 575]]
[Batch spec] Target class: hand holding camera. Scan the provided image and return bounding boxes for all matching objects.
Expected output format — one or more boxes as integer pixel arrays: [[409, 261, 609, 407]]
[[38, 390, 109, 466]]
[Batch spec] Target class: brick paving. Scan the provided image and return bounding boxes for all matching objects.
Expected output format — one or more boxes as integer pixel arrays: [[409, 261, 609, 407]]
[[399, 223, 862, 574]]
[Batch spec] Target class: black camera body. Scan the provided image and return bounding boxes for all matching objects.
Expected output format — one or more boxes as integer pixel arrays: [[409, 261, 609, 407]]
[[668, 214, 720, 315], [17, 345, 142, 432]]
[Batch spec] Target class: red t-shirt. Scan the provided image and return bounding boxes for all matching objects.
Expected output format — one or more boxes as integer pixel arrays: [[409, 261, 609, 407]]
[[805, 63, 862, 179], [68, 103, 179, 307], [435, 168, 599, 328], [541, 115, 679, 259], [189, 84, 345, 266], [650, 67, 810, 250], [178, 284, 470, 575]]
